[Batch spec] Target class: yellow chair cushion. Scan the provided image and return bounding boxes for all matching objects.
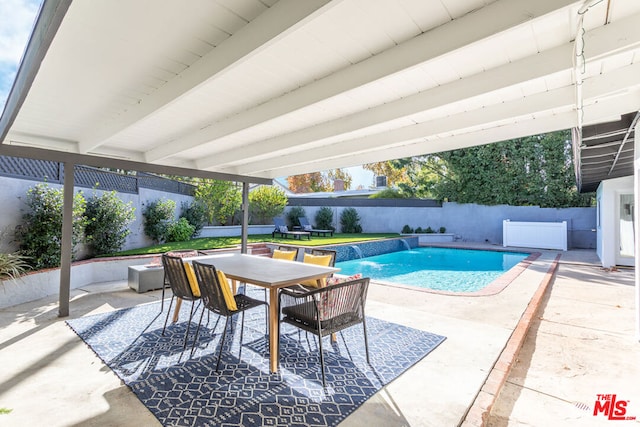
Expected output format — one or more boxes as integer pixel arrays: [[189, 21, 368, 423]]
[[299, 253, 333, 287], [272, 249, 297, 261], [217, 270, 238, 311], [183, 262, 200, 297]]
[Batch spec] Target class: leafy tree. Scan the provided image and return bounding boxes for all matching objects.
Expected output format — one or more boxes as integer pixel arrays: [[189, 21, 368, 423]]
[[326, 169, 353, 190], [84, 190, 135, 256], [287, 172, 329, 193], [249, 185, 288, 224], [369, 188, 407, 199], [142, 199, 176, 243], [430, 131, 592, 207], [315, 207, 334, 231], [362, 161, 408, 187], [287, 169, 352, 193], [340, 207, 362, 233], [195, 180, 241, 225], [15, 183, 87, 269]]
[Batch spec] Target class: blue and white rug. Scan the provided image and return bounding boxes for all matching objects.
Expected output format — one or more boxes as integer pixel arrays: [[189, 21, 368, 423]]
[[67, 297, 446, 427]]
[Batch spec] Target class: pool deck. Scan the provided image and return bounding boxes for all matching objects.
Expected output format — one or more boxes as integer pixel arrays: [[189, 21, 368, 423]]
[[0, 244, 637, 426]]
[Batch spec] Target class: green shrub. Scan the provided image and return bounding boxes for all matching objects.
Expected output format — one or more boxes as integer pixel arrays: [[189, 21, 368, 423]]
[[286, 206, 306, 228], [166, 218, 195, 242], [401, 224, 414, 234], [143, 199, 176, 243], [249, 186, 287, 224], [425, 226, 435, 233], [195, 180, 241, 225], [340, 207, 362, 233], [15, 183, 86, 269], [439, 226, 447, 233], [84, 190, 135, 256], [315, 207, 334, 231], [181, 200, 207, 237], [0, 252, 30, 279], [415, 226, 423, 233]]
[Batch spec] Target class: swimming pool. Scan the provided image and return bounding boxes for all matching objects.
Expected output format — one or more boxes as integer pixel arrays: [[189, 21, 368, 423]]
[[335, 247, 529, 293]]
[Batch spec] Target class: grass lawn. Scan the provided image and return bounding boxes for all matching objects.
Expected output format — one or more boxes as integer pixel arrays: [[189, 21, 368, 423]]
[[113, 233, 400, 256]]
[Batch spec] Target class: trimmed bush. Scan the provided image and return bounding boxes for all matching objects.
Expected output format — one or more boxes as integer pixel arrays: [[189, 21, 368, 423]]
[[340, 207, 362, 233], [166, 218, 195, 242], [286, 206, 306, 228], [401, 224, 414, 234], [181, 200, 207, 237], [85, 190, 135, 256], [15, 183, 86, 269], [143, 199, 176, 243], [315, 206, 334, 231]]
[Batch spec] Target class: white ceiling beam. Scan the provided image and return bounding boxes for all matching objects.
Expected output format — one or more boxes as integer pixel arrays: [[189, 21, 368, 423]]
[[78, 0, 335, 154], [199, 8, 640, 170], [231, 86, 576, 175], [246, 112, 579, 178], [231, 62, 640, 175], [199, 45, 574, 169], [146, 0, 577, 163]]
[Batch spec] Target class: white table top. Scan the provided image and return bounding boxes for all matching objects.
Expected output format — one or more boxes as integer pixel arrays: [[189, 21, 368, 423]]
[[186, 253, 339, 288]]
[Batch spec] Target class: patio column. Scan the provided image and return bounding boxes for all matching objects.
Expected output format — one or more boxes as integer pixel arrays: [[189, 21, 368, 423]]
[[635, 120, 639, 342], [241, 181, 249, 254], [59, 161, 75, 317]]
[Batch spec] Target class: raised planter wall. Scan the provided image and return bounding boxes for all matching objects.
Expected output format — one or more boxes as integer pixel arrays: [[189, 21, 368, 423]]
[[199, 225, 274, 237], [0, 256, 158, 309]]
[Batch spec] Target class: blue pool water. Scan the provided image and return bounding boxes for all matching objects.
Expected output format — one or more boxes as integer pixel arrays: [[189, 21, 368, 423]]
[[336, 247, 529, 293]]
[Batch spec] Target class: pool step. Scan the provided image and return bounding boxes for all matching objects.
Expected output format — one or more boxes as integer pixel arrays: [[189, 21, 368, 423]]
[[250, 243, 271, 257]]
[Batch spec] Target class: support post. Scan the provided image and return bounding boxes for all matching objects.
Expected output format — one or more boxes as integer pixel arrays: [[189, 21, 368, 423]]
[[241, 182, 249, 254], [634, 120, 639, 341], [59, 161, 75, 317]]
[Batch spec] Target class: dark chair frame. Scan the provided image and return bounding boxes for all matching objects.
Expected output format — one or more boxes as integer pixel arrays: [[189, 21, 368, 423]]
[[272, 217, 311, 240], [161, 254, 201, 349], [278, 277, 371, 386], [191, 261, 269, 371], [299, 217, 334, 237]]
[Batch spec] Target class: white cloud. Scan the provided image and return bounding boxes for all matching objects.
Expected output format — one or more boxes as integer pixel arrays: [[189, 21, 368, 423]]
[[0, 0, 41, 108], [0, 0, 41, 63]]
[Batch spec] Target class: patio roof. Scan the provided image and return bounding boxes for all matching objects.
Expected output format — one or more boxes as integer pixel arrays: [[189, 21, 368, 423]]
[[1, 0, 640, 180], [575, 111, 638, 192]]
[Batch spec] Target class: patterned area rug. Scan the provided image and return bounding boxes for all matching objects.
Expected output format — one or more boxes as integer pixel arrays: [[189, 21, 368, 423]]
[[67, 297, 446, 427]]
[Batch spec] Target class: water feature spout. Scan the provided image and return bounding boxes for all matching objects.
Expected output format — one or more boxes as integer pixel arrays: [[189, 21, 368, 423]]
[[400, 239, 411, 251], [350, 245, 364, 259]]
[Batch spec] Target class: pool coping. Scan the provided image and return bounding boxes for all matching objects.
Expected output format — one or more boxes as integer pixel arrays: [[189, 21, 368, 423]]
[[356, 247, 542, 297]]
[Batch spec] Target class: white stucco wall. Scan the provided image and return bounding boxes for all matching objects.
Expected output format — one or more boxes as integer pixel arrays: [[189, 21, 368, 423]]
[[596, 176, 634, 268]]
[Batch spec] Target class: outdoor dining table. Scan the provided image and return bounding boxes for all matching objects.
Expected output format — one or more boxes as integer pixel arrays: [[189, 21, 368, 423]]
[[182, 252, 339, 373]]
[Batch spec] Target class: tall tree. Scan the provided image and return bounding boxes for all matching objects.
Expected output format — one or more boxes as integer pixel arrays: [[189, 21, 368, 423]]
[[362, 161, 408, 186], [195, 180, 241, 225], [287, 169, 352, 193], [429, 131, 592, 207]]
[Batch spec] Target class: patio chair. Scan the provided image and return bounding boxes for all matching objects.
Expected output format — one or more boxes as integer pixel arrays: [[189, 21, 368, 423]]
[[278, 276, 371, 386], [191, 260, 268, 371], [299, 217, 334, 237], [160, 249, 199, 312], [272, 217, 311, 240], [161, 253, 202, 349], [285, 248, 337, 292]]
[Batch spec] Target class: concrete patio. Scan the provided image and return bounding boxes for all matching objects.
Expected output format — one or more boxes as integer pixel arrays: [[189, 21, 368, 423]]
[[0, 247, 637, 426]]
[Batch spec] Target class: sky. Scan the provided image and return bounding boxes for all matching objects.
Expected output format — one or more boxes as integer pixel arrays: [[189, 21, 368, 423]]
[[0, 0, 41, 110], [0, 0, 375, 189]]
